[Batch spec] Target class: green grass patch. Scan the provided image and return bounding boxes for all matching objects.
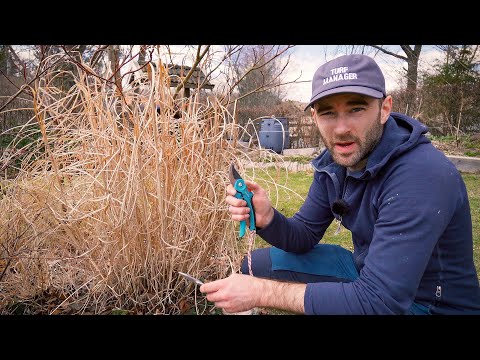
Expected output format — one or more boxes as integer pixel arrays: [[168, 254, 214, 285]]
[[463, 174, 480, 274], [465, 151, 480, 157]]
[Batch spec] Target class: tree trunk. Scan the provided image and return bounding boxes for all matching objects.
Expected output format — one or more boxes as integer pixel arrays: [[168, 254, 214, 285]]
[[369, 45, 423, 117], [455, 90, 464, 147], [107, 45, 123, 95], [401, 45, 422, 117]]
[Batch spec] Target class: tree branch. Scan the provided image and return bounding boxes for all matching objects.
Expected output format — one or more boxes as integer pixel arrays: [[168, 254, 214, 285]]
[[173, 45, 211, 99], [368, 45, 408, 61]]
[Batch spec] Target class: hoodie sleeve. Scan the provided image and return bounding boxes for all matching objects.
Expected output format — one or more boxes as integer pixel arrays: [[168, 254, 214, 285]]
[[304, 151, 466, 314], [256, 171, 335, 253]]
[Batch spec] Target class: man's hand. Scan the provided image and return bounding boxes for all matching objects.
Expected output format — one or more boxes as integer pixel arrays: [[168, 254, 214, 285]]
[[199, 273, 306, 314], [200, 273, 259, 313], [226, 180, 274, 229]]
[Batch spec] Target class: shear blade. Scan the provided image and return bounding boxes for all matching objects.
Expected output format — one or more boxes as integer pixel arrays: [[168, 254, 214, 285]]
[[178, 271, 204, 285], [229, 163, 242, 185]]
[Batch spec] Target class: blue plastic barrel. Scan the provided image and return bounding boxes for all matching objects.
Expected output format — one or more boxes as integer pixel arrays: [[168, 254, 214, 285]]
[[276, 117, 290, 150], [259, 117, 290, 154]]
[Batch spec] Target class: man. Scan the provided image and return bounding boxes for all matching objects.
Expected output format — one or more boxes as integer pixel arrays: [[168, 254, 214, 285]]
[[200, 54, 480, 315]]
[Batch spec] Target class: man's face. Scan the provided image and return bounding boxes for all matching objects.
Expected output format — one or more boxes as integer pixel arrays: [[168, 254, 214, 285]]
[[311, 93, 392, 171]]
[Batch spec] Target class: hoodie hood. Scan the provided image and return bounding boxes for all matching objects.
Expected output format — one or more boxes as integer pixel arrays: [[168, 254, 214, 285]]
[[311, 112, 430, 179]]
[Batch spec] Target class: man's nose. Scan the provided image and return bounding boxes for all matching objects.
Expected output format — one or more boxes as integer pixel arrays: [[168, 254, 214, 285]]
[[333, 114, 351, 136]]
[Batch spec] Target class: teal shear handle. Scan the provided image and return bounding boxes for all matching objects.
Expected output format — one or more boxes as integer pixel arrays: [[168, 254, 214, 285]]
[[233, 178, 256, 238]]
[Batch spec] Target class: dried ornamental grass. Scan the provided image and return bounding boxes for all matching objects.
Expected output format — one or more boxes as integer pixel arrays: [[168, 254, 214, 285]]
[[0, 62, 289, 315]]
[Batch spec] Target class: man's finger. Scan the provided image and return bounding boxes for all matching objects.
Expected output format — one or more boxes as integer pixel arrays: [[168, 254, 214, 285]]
[[226, 195, 247, 207], [228, 205, 250, 215], [199, 279, 223, 294], [226, 184, 236, 196]]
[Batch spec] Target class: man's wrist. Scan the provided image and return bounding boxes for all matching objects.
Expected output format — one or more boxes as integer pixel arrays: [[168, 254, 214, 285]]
[[263, 207, 275, 228], [256, 277, 271, 308]]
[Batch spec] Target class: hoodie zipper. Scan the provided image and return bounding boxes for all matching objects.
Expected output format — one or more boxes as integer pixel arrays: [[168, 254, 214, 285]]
[[334, 175, 350, 235], [434, 242, 444, 305]]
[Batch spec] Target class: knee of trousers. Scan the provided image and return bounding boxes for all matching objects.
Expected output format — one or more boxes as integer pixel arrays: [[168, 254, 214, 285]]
[[240, 247, 272, 276]]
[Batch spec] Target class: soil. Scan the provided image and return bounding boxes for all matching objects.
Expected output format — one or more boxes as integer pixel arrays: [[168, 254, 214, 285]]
[[430, 139, 480, 157]]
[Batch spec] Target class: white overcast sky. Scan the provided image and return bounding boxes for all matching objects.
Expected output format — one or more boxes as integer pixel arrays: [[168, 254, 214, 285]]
[[158, 45, 445, 103]]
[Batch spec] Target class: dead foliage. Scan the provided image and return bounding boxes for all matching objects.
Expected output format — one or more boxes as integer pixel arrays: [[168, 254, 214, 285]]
[[0, 58, 292, 315]]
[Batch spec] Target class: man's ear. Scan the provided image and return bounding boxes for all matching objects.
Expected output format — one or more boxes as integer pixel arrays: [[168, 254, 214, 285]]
[[381, 95, 393, 124], [311, 107, 319, 126]]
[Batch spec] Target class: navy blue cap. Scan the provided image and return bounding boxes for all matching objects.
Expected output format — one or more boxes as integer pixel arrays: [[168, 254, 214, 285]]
[[305, 54, 386, 111]]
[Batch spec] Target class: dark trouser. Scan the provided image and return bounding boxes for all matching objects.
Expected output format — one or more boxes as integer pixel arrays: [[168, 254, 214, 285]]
[[240, 244, 430, 315]]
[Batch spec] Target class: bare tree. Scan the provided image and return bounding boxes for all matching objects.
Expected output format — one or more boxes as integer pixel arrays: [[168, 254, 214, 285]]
[[213, 45, 295, 135], [225, 45, 293, 105], [368, 45, 422, 116]]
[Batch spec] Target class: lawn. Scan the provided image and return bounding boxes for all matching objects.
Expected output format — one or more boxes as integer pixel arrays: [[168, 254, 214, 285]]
[[247, 168, 480, 280]]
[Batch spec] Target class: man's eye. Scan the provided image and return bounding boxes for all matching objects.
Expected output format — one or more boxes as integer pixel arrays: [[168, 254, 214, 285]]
[[351, 107, 365, 113], [318, 111, 333, 117]]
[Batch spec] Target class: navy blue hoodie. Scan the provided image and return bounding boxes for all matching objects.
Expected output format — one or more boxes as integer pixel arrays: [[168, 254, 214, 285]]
[[257, 112, 480, 314]]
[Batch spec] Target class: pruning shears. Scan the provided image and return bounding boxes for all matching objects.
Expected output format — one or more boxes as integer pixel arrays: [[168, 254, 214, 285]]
[[228, 163, 256, 238]]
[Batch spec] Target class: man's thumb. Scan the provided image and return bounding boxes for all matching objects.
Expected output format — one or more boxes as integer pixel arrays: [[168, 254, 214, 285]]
[[244, 180, 261, 192]]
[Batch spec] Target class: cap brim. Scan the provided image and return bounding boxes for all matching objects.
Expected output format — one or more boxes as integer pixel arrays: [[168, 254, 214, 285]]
[[304, 86, 384, 111]]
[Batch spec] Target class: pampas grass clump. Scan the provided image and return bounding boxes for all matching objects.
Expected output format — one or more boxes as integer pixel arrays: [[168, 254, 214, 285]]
[[0, 62, 267, 315]]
